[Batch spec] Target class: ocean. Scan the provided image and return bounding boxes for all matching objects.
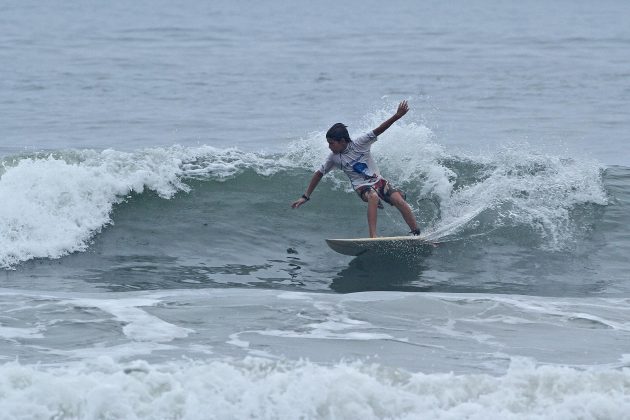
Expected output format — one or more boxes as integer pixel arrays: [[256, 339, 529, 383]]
[[1, 0, 630, 418]]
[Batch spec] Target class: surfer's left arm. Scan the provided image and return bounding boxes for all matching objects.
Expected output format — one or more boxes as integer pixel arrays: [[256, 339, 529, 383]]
[[373, 100, 409, 136]]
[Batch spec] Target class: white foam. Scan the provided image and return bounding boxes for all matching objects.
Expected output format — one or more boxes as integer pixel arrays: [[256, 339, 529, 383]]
[[51, 342, 177, 362], [430, 147, 607, 248], [474, 295, 630, 332], [227, 333, 250, 349], [0, 325, 43, 340], [230, 302, 398, 346], [0, 149, 185, 268], [0, 357, 628, 420], [0, 146, 292, 268], [67, 297, 194, 342], [257, 329, 396, 341]]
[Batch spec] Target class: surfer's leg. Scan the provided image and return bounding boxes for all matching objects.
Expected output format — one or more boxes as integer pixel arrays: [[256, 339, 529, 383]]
[[365, 190, 380, 238], [389, 192, 419, 233]]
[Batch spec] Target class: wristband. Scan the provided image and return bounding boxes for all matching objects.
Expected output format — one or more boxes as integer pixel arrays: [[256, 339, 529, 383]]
[[301, 194, 310, 201]]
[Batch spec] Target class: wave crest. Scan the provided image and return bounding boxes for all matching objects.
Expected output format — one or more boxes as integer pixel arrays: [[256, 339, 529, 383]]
[[0, 131, 610, 267]]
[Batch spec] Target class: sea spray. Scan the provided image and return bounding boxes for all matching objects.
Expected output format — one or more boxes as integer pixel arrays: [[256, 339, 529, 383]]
[[0, 357, 628, 420], [427, 147, 608, 248]]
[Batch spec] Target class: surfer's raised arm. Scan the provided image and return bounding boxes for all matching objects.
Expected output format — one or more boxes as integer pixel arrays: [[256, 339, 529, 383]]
[[372, 100, 409, 136], [291, 170, 324, 208]]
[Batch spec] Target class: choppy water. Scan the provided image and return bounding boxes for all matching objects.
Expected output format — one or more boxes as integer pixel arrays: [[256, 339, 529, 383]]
[[2, 0, 630, 418]]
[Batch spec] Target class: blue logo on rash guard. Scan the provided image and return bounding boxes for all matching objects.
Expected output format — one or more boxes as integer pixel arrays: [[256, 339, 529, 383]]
[[352, 162, 377, 180], [352, 162, 368, 175]]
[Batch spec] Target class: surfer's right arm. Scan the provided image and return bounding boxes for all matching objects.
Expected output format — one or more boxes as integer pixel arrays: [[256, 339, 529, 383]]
[[373, 100, 409, 136], [291, 170, 324, 208]]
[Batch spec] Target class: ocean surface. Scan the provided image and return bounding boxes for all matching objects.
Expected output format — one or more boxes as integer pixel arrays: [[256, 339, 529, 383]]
[[1, 0, 630, 418]]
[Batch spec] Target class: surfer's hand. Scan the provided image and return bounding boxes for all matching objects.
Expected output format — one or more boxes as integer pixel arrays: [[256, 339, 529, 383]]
[[291, 197, 307, 208], [373, 100, 409, 136], [395, 100, 409, 118]]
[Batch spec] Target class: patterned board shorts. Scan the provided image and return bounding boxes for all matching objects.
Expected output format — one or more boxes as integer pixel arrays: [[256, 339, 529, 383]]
[[356, 178, 406, 206]]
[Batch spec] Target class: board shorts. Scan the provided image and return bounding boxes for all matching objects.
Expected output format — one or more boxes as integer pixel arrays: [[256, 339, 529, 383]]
[[356, 178, 406, 206]]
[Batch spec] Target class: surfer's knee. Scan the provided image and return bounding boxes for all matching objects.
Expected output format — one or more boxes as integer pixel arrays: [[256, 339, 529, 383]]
[[360, 188, 377, 202], [366, 190, 380, 204]]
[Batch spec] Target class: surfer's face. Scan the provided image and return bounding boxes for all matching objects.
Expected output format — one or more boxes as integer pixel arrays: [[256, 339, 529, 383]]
[[327, 138, 348, 154]]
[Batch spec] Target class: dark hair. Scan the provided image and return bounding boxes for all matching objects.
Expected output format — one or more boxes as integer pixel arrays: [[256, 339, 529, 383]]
[[326, 123, 350, 141]]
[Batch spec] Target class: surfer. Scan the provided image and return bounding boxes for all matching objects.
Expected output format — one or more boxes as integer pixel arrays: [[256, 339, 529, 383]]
[[291, 100, 420, 238]]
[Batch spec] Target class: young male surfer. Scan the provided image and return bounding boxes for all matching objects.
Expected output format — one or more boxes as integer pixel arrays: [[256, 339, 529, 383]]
[[291, 100, 420, 238]]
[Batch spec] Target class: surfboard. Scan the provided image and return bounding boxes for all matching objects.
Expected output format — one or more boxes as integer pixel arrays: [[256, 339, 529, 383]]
[[325, 236, 435, 256]]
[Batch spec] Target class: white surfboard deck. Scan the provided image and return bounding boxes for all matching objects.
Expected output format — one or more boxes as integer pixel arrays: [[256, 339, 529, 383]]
[[325, 236, 435, 256]]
